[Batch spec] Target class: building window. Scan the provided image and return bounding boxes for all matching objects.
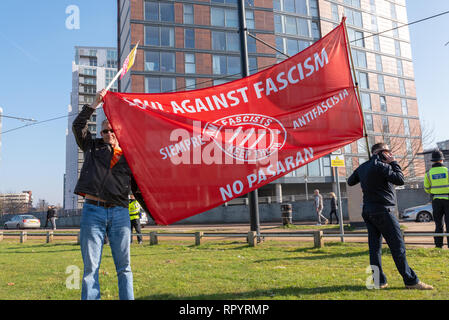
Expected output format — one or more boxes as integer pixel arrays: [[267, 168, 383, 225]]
[[145, 77, 176, 93], [360, 92, 371, 110], [145, 1, 174, 22], [357, 138, 368, 155], [284, 16, 311, 37], [371, 15, 378, 32], [345, 156, 353, 176], [246, 10, 255, 29], [380, 96, 387, 112], [183, 4, 194, 24], [283, 0, 307, 15], [211, 0, 237, 3], [247, 35, 257, 53], [213, 55, 241, 75], [404, 119, 410, 136], [344, 0, 361, 8], [145, 26, 174, 47], [105, 70, 117, 91], [212, 31, 239, 51], [185, 53, 196, 74], [352, 49, 367, 68], [344, 8, 363, 27], [249, 56, 258, 75], [390, 2, 397, 19], [401, 99, 408, 115], [348, 29, 364, 47], [89, 58, 97, 67], [185, 28, 195, 49], [373, 35, 380, 51], [397, 59, 403, 76], [331, 3, 339, 22], [274, 14, 283, 33], [311, 21, 320, 38], [399, 78, 406, 95], [185, 78, 196, 90], [145, 51, 175, 73], [382, 116, 389, 134], [309, 0, 319, 17], [106, 50, 117, 68], [356, 71, 369, 89], [370, 0, 376, 13], [365, 114, 374, 131], [377, 74, 385, 92], [211, 7, 238, 28], [375, 54, 382, 71], [395, 40, 401, 57], [392, 21, 399, 38]]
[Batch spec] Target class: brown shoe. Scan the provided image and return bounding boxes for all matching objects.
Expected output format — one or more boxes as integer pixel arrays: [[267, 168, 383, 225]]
[[405, 281, 434, 290]]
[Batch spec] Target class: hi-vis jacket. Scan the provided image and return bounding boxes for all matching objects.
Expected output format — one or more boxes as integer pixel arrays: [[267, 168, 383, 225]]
[[129, 200, 141, 221], [424, 163, 449, 200]]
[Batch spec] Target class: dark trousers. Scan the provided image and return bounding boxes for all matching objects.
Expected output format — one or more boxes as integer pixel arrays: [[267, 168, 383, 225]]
[[362, 210, 419, 286], [329, 209, 339, 224], [130, 219, 142, 243], [432, 199, 449, 248]]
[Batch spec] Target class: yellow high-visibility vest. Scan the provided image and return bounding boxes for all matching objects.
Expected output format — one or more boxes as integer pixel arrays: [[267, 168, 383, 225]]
[[424, 166, 449, 200], [129, 200, 141, 220]]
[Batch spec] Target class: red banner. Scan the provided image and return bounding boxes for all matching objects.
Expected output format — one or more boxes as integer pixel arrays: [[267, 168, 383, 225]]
[[103, 22, 363, 225]]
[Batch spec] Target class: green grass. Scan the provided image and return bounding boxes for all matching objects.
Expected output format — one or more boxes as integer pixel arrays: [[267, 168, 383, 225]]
[[0, 238, 447, 300]]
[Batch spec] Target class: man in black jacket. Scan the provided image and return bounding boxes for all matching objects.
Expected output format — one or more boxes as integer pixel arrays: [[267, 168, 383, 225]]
[[348, 142, 433, 290], [73, 89, 148, 300]]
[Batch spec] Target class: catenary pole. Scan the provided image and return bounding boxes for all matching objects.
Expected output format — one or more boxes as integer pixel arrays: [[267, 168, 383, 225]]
[[237, 0, 260, 240]]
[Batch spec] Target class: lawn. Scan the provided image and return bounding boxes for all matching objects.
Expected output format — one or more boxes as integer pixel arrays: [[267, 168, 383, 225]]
[[0, 238, 447, 300]]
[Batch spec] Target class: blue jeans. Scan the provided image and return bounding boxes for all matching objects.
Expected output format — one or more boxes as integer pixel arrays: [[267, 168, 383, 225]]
[[362, 209, 419, 286], [80, 203, 134, 300]]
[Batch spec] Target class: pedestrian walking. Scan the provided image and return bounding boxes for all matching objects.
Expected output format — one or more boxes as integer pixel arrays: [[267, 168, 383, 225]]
[[329, 192, 339, 224], [424, 149, 449, 248], [348, 142, 433, 290], [314, 189, 328, 225]]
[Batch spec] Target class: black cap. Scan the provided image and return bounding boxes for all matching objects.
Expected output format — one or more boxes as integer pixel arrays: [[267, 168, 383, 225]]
[[431, 149, 444, 162]]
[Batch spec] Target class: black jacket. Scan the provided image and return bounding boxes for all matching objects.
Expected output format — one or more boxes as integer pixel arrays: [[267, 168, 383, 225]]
[[347, 154, 404, 213], [72, 105, 148, 211]]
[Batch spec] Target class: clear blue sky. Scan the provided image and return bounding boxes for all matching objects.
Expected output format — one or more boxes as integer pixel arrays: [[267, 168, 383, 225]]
[[0, 0, 448, 207]]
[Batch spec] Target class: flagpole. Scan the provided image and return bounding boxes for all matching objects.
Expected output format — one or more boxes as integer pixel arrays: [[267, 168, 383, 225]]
[[237, 0, 261, 241], [343, 18, 371, 158]]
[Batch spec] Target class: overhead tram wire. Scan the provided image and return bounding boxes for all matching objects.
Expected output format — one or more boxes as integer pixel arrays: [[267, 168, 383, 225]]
[[2, 10, 448, 135]]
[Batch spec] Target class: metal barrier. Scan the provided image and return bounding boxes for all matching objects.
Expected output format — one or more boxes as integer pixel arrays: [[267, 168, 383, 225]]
[[2, 230, 449, 247]]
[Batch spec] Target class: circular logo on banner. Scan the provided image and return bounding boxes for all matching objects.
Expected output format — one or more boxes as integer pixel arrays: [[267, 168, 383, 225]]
[[203, 114, 287, 162]]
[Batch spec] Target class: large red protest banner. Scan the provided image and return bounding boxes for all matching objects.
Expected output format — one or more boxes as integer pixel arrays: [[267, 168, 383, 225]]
[[103, 21, 364, 225]]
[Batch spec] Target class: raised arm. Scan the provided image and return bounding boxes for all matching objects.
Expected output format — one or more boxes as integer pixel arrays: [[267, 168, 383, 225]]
[[72, 89, 107, 151]]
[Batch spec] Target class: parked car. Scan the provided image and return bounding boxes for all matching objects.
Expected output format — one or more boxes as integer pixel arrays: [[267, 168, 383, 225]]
[[401, 203, 433, 222], [140, 210, 148, 227], [4, 215, 41, 229]]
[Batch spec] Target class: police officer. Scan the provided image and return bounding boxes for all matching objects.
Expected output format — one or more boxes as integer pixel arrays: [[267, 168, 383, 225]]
[[424, 149, 449, 248], [129, 194, 143, 244]]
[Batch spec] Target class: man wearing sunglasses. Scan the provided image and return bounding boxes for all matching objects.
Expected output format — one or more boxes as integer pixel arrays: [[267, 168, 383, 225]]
[[72, 89, 149, 300], [348, 142, 433, 290]]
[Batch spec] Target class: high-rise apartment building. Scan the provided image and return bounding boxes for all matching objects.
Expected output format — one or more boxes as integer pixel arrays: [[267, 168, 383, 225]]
[[64, 47, 118, 210], [117, 0, 424, 201]]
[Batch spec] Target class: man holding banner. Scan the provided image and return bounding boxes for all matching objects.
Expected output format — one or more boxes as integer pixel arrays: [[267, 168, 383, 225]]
[[72, 89, 148, 300]]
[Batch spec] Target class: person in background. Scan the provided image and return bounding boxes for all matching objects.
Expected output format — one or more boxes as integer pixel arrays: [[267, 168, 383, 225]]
[[424, 149, 449, 248], [129, 194, 143, 244], [313, 189, 328, 225], [348, 142, 433, 290], [329, 192, 339, 224]]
